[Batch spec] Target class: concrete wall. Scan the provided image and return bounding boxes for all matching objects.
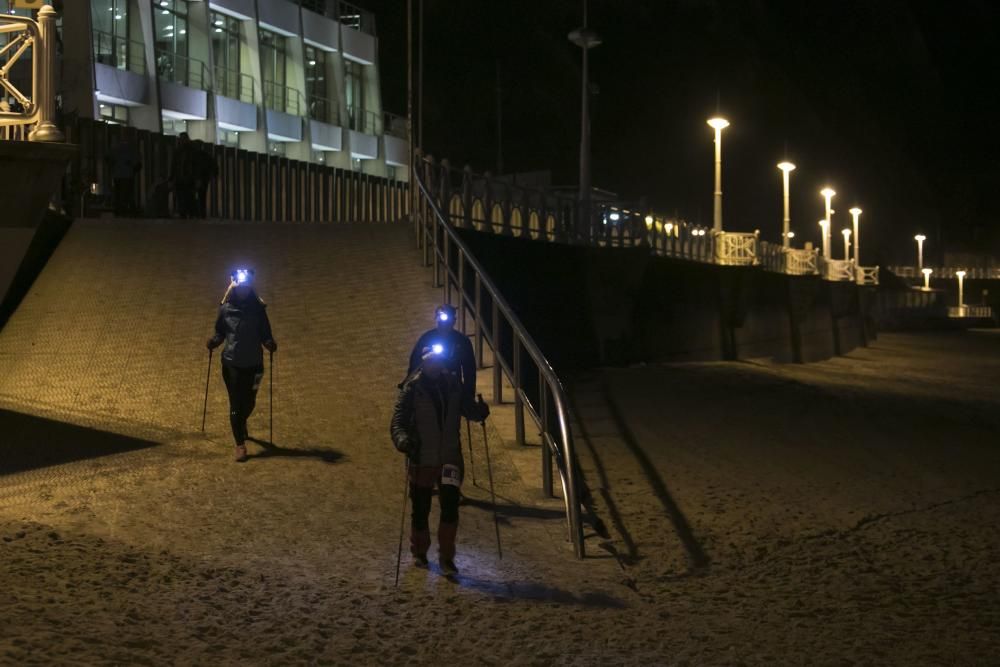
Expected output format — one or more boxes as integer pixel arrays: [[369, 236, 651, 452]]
[[455, 229, 872, 372]]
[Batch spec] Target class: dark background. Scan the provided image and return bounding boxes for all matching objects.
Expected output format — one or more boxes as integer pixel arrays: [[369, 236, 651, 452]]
[[365, 0, 1000, 265]]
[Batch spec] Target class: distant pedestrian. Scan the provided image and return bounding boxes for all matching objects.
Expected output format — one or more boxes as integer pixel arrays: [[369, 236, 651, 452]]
[[407, 304, 476, 403], [109, 136, 141, 216], [193, 141, 218, 218], [206, 269, 278, 462], [171, 132, 198, 218], [391, 345, 489, 575]]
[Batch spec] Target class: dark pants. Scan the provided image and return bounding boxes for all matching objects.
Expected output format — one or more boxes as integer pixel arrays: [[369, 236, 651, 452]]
[[175, 182, 196, 218], [113, 177, 134, 216], [196, 182, 210, 218], [221, 364, 264, 446], [409, 465, 461, 560]]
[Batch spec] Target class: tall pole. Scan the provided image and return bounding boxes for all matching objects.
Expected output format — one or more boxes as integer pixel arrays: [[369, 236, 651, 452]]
[[778, 162, 795, 248], [842, 229, 851, 260], [417, 0, 423, 151], [407, 0, 413, 204], [821, 188, 835, 260], [850, 207, 862, 265], [915, 235, 926, 272], [708, 118, 729, 233], [569, 2, 601, 242], [956, 271, 966, 310]]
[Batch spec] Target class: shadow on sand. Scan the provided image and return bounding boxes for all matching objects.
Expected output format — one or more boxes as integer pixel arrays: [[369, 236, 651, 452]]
[[0, 408, 159, 476], [245, 437, 345, 463], [427, 565, 627, 608]]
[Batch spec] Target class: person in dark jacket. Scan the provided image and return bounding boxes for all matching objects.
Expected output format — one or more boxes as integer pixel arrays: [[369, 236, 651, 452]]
[[193, 141, 218, 218], [206, 269, 277, 462], [406, 304, 476, 404], [171, 132, 198, 218], [391, 344, 489, 575]]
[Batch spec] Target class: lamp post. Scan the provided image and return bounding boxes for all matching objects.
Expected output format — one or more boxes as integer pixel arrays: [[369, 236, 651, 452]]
[[707, 117, 730, 233], [914, 234, 926, 272], [777, 162, 795, 248], [849, 207, 862, 264], [820, 187, 835, 259], [842, 228, 851, 260], [956, 270, 966, 312], [818, 219, 829, 261], [569, 2, 601, 243], [922, 268, 933, 290]]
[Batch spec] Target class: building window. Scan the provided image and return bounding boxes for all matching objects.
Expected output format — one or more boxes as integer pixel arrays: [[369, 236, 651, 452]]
[[218, 129, 240, 148], [305, 46, 332, 123], [386, 165, 397, 181], [260, 29, 290, 113], [352, 157, 362, 172], [311, 150, 326, 164], [268, 141, 286, 157], [154, 0, 190, 85], [344, 60, 365, 131], [162, 117, 187, 136], [212, 12, 246, 101], [91, 0, 131, 70], [98, 102, 128, 125]]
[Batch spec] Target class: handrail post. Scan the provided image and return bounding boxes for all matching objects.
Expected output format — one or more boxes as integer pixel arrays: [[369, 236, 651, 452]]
[[443, 229, 451, 301], [540, 380, 552, 497], [458, 248, 467, 334], [492, 299, 502, 404], [462, 165, 473, 229], [29, 6, 64, 143], [513, 336, 524, 446], [474, 272, 484, 369]]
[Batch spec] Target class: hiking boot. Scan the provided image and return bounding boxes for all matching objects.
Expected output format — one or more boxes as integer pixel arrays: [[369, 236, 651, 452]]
[[234, 445, 248, 462], [440, 558, 459, 577], [413, 554, 429, 568]]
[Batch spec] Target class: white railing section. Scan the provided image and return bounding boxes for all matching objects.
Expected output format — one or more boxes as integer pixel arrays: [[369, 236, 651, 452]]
[[820, 258, 856, 282], [0, 6, 63, 142], [948, 305, 994, 319], [714, 231, 758, 266], [856, 265, 879, 286]]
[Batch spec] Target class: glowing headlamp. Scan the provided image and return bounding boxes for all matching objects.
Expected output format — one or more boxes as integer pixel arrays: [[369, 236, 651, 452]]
[[232, 268, 253, 285], [438, 311, 450, 322]]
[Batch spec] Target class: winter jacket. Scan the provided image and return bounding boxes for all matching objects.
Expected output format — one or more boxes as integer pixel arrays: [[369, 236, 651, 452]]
[[406, 328, 476, 402], [390, 370, 485, 466], [210, 295, 274, 369]]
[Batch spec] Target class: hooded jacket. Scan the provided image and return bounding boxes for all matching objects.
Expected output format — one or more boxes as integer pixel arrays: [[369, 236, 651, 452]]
[[390, 369, 485, 466], [210, 292, 274, 368]]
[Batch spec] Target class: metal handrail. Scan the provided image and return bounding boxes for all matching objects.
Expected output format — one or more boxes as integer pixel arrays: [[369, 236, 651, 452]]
[[414, 154, 586, 558], [338, 0, 376, 35], [214, 65, 254, 104], [262, 79, 304, 116], [307, 95, 340, 125], [0, 7, 62, 141], [92, 29, 146, 75], [156, 49, 210, 91], [346, 105, 381, 134]]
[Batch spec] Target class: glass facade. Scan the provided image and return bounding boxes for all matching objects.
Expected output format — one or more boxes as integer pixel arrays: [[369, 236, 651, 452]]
[[91, 0, 129, 69], [260, 30, 290, 113], [154, 0, 189, 85], [212, 12, 244, 101], [305, 46, 331, 123], [344, 60, 364, 131]]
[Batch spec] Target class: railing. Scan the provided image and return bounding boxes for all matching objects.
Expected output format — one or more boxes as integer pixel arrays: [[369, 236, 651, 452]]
[[889, 266, 1000, 280], [0, 6, 62, 142], [819, 257, 855, 282], [346, 105, 381, 134], [214, 66, 254, 104], [415, 152, 586, 558], [338, 0, 377, 35], [263, 80, 305, 116], [92, 29, 146, 74], [156, 50, 210, 91], [714, 230, 758, 266], [856, 265, 879, 286], [383, 111, 406, 138], [948, 305, 994, 319], [307, 95, 340, 125], [65, 117, 409, 222]]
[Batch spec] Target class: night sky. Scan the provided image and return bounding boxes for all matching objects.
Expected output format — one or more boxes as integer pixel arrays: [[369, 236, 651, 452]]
[[366, 0, 1000, 265]]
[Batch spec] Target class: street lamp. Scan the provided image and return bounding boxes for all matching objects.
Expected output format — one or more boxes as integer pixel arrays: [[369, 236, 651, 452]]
[[914, 234, 926, 272], [820, 187, 835, 259], [569, 4, 601, 242], [849, 207, 862, 264], [922, 267, 933, 290], [956, 270, 966, 312], [707, 117, 729, 233], [777, 161, 795, 248], [818, 219, 829, 259], [841, 228, 851, 260]]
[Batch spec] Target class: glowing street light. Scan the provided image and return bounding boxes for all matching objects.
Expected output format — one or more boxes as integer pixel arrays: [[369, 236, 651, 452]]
[[707, 117, 729, 233], [922, 268, 933, 290], [956, 270, 966, 311], [777, 161, 795, 248], [841, 228, 851, 260], [849, 207, 862, 264], [914, 234, 927, 272], [818, 219, 829, 258], [820, 187, 836, 259]]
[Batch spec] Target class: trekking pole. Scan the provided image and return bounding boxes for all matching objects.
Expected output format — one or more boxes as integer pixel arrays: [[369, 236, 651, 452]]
[[478, 394, 502, 560], [465, 417, 476, 486], [394, 457, 410, 587], [269, 350, 274, 445], [200, 348, 213, 431]]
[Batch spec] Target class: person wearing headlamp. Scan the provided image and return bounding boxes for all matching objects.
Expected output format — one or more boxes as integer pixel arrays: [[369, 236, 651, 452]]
[[391, 343, 489, 576], [407, 304, 476, 403], [206, 268, 277, 462]]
